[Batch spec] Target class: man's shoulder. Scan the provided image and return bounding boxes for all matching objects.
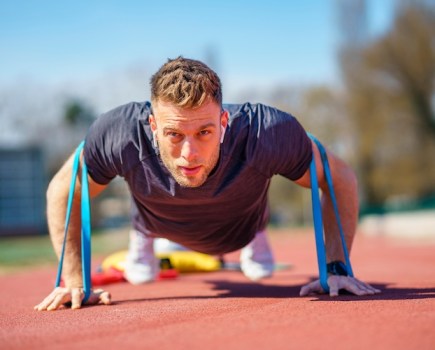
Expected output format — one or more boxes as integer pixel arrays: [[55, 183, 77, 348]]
[[85, 101, 154, 180], [87, 101, 153, 151], [223, 102, 310, 179], [91, 101, 152, 139], [224, 102, 295, 129], [102, 101, 151, 121], [224, 102, 272, 114]]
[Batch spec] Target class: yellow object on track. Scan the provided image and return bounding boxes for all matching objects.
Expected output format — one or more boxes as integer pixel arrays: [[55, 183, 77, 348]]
[[101, 250, 221, 273]]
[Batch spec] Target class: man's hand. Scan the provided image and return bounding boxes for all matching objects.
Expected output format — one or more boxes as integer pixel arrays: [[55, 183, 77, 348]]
[[300, 275, 381, 297], [34, 287, 111, 311]]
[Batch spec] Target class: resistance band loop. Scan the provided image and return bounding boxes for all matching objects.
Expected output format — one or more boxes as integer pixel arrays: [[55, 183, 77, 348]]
[[308, 134, 354, 293], [55, 141, 92, 304], [55, 137, 350, 298]]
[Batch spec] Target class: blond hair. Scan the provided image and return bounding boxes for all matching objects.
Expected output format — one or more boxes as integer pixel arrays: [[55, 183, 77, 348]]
[[150, 56, 222, 109]]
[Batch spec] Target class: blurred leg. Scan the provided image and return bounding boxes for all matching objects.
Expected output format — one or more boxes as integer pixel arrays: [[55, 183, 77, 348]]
[[123, 230, 159, 285], [240, 230, 275, 281]]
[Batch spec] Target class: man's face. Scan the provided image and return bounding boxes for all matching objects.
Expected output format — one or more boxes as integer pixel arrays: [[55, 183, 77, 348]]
[[150, 99, 228, 188]]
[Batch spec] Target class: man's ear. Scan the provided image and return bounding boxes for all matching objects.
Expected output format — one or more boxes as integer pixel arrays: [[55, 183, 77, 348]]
[[149, 114, 157, 131], [221, 110, 229, 129], [149, 114, 159, 148]]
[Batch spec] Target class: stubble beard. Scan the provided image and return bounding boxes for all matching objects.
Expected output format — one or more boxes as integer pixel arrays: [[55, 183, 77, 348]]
[[159, 146, 220, 188]]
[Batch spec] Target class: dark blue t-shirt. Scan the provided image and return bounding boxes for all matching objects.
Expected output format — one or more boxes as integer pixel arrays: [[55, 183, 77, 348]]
[[84, 102, 312, 255]]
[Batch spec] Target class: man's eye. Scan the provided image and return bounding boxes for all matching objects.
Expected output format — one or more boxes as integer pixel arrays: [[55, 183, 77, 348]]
[[199, 130, 211, 136]]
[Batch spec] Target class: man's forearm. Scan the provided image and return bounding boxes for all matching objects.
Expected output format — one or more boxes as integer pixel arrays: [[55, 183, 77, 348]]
[[322, 170, 359, 263], [47, 176, 83, 288]]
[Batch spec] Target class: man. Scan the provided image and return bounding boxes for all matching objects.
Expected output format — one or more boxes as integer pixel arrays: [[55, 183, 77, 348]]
[[35, 57, 380, 311]]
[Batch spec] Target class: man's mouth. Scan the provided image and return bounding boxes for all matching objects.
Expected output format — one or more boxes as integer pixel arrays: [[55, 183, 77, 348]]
[[179, 166, 202, 176]]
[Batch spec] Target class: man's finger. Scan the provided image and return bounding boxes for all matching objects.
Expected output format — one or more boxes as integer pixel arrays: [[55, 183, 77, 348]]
[[358, 282, 381, 295], [93, 289, 111, 305], [300, 280, 322, 296], [328, 277, 340, 297], [34, 300, 51, 311], [353, 279, 377, 295], [35, 290, 59, 311], [34, 298, 50, 311], [71, 289, 83, 310], [299, 282, 314, 296], [83, 289, 112, 306], [299, 285, 310, 296], [47, 292, 70, 311], [359, 280, 381, 294], [342, 278, 369, 296], [98, 291, 112, 305]]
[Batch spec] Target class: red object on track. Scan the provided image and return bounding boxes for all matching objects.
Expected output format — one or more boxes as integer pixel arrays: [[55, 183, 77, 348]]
[[91, 266, 179, 286], [91, 267, 125, 286], [158, 268, 179, 280]]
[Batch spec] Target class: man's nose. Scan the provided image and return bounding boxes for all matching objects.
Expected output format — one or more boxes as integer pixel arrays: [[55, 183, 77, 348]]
[[180, 138, 198, 162]]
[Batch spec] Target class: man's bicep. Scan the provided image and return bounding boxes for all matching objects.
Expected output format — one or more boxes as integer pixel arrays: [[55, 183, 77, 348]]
[[294, 140, 355, 192], [293, 168, 311, 188], [78, 150, 108, 198], [48, 150, 107, 201], [87, 174, 108, 198], [294, 139, 325, 189]]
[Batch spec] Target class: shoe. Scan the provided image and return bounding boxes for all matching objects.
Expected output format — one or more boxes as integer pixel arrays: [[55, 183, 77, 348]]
[[124, 230, 160, 285], [240, 230, 275, 281], [154, 238, 188, 254]]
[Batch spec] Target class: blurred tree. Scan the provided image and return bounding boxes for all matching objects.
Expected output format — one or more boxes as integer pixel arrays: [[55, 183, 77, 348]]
[[339, 1, 435, 208], [63, 99, 95, 126], [43, 98, 96, 176], [364, 3, 435, 136]]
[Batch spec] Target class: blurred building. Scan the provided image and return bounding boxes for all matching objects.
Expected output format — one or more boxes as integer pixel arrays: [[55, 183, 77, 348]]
[[0, 146, 46, 236]]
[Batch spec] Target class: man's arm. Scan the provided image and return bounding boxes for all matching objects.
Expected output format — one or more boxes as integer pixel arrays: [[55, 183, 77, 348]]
[[34, 150, 111, 311], [295, 140, 381, 297]]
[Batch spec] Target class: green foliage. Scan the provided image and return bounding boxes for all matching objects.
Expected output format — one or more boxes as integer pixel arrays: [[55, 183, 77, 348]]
[[0, 235, 57, 270], [0, 229, 129, 274], [64, 99, 95, 126], [340, 2, 435, 207]]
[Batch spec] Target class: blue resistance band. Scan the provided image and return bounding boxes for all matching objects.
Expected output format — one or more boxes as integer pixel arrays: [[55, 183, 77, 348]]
[[55, 141, 92, 304], [309, 134, 354, 293]]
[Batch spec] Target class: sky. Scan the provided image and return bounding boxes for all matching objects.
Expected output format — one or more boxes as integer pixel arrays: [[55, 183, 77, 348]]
[[0, 0, 395, 107]]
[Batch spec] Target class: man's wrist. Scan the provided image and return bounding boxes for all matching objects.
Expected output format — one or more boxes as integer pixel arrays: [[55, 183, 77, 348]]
[[327, 261, 348, 276]]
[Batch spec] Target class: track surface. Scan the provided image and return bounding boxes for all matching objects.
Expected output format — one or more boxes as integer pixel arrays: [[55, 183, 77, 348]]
[[1, 229, 434, 350]]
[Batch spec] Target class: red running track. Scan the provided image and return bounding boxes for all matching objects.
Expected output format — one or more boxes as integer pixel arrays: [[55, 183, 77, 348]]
[[0, 229, 434, 350]]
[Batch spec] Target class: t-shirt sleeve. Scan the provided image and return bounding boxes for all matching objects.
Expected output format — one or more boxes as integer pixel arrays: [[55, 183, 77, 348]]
[[256, 105, 312, 181], [83, 111, 121, 184], [277, 118, 312, 181], [83, 103, 144, 185]]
